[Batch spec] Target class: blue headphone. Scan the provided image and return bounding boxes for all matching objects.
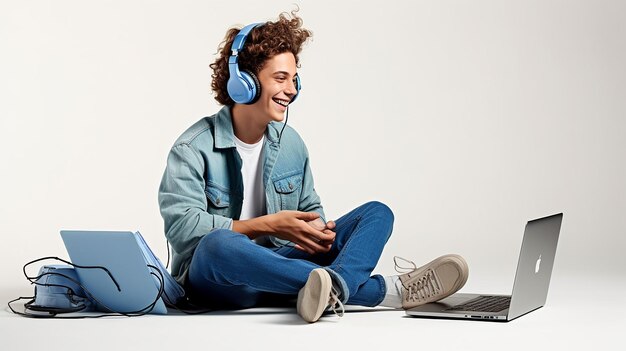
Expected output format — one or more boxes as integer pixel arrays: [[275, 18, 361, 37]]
[[227, 22, 301, 105]]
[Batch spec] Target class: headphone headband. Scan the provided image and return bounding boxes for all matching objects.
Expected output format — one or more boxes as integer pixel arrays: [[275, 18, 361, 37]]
[[231, 23, 262, 56]]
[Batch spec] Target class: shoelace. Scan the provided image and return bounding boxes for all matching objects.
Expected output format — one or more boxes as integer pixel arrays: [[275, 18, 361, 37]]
[[328, 286, 345, 317], [393, 256, 418, 273], [393, 256, 443, 303]]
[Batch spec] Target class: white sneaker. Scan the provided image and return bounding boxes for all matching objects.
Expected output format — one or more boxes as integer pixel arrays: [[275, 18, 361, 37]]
[[395, 254, 469, 309], [297, 268, 344, 323]]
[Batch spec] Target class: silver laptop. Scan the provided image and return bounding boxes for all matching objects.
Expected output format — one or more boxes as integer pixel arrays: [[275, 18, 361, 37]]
[[406, 213, 562, 322]]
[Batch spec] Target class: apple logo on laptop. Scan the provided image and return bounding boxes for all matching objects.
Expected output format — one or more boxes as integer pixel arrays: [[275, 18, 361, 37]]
[[535, 255, 542, 274]]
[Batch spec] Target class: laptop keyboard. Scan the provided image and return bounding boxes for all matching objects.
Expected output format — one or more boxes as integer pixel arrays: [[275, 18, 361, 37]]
[[446, 295, 511, 312]]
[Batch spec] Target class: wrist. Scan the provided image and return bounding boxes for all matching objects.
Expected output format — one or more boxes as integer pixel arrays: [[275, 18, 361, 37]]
[[233, 215, 273, 238]]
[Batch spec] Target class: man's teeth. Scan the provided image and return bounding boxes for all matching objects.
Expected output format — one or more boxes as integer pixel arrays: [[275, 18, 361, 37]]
[[274, 99, 289, 107]]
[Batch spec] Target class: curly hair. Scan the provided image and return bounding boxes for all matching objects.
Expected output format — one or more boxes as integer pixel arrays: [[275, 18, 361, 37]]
[[210, 10, 313, 106]]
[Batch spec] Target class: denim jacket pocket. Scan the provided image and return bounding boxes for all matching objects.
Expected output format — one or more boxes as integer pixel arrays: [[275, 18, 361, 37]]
[[273, 173, 303, 210], [205, 183, 230, 215]]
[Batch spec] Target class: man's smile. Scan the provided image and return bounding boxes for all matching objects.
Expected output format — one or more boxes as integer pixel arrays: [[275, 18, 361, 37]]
[[272, 97, 290, 107]]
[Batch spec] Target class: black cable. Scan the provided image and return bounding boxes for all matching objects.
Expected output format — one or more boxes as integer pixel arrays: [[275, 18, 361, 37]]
[[166, 240, 171, 270], [10, 257, 213, 318], [162, 294, 213, 315], [278, 106, 289, 144], [23, 256, 121, 291], [150, 265, 213, 315], [25, 271, 92, 314], [9, 258, 165, 318]]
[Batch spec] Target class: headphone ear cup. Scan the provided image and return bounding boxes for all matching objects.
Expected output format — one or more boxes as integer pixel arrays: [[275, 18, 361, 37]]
[[227, 70, 259, 104], [291, 75, 301, 103], [240, 70, 261, 104]]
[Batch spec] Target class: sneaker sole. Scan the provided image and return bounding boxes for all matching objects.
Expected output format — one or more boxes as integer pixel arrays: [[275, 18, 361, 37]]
[[402, 254, 469, 309], [437, 254, 469, 297], [297, 268, 332, 323]]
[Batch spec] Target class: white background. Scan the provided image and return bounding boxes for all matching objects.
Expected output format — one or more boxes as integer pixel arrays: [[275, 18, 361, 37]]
[[1, 0, 624, 348]]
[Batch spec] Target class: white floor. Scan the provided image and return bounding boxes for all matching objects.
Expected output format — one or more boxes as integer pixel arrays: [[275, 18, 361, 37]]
[[2, 273, 624, 351]]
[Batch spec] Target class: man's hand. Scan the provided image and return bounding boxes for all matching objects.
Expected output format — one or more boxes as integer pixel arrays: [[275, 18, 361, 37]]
[[304, 218, 336, 252], [233, 211, 336, 254]]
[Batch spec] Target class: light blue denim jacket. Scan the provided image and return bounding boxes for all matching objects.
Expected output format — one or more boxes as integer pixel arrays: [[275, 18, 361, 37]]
[[158, 106, 325, 284]]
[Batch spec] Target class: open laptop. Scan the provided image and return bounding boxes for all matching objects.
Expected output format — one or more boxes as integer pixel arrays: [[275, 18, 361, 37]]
[[406, 213, 562, 322], [60, 230, 183, 315]]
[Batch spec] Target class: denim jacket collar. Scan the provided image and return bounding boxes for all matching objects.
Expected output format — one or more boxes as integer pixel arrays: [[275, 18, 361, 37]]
[[214, 106, 280, 149]]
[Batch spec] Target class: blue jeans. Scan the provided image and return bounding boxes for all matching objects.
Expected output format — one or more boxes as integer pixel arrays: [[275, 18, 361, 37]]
[[186, 201, 394, 309]]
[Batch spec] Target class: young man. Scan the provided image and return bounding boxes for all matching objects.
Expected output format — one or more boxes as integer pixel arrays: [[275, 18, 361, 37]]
[[158, 11, 469, 323]]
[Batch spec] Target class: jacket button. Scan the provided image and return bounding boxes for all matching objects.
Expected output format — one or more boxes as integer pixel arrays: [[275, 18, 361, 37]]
[[288, 183, 293, 190], [216, 198, 221, 205]]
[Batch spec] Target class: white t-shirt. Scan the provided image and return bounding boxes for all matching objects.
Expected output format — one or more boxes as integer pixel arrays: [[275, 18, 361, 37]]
[[234, 135, 267, 221]]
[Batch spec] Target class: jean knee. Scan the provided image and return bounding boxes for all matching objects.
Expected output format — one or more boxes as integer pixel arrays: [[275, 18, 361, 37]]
[[364, 201, 395, 223], [194, 229, 247, 263]]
